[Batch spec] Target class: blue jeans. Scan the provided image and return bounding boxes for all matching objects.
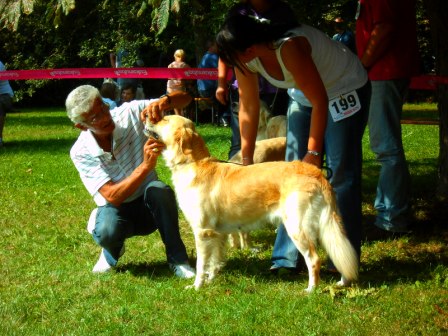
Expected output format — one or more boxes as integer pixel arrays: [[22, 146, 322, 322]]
[[271, 82, 371, 269], [369, 79, 411, 232], [92, 180, 190, 266], [228, 88, 241, 159]]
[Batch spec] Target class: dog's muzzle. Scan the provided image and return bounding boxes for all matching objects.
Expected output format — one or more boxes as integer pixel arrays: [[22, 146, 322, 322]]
[[144, 126, 159, 139]]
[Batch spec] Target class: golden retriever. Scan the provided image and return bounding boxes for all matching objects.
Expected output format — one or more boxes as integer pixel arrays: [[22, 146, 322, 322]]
[[266, 115, 287, 138], [146, 115, 358, 291], [228, 137, 286, 249], [232, 100, 272, 140]]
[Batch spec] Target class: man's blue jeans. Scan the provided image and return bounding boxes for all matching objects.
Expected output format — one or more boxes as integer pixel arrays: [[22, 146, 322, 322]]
[[92, 180, 190, 267], [271, 82, 371, 269], [369, 79, 411, 232]]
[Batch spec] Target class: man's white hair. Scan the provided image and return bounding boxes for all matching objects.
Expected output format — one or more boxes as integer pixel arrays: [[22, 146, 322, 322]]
[[66, 85, 101, 124]]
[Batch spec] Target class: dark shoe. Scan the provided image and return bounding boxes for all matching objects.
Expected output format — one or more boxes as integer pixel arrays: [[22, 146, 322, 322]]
[[364, 224, 411, 242], [269, 266, 300, 276]]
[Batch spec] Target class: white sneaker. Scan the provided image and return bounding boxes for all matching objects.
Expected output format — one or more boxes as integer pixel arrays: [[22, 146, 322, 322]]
[[92, 248, 112, 273], [87, 208, 98, 234], [92, 246, 125, 273], [169, 263, 196, 279]]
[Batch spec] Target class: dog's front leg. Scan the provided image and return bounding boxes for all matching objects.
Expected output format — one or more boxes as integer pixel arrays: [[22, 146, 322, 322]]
[[185, 231, 209, 290]]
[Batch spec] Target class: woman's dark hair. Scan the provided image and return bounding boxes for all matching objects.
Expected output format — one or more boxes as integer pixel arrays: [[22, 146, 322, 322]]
[[216, 6, 297, 74]]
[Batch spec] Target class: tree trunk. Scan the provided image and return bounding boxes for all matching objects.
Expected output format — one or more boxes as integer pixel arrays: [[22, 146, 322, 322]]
[[423, 0, 448, 198]]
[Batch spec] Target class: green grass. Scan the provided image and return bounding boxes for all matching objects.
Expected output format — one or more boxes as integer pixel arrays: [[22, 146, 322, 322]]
[[1, 104, 447, 335]]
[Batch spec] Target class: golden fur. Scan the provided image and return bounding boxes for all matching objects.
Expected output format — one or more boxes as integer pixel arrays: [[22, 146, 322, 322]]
[[228, 137, 286, 249], [266, 115, 287, 138], [146, 115, 358, 291]]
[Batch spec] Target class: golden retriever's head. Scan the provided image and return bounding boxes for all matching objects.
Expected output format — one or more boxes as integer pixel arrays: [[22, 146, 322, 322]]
[[145, 115, 210, 166]]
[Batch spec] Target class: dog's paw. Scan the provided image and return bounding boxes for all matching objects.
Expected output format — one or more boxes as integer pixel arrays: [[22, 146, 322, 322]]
[[304, 286, 316, 294], [336, 277, 353, 287], [185, 284, 198, 290]]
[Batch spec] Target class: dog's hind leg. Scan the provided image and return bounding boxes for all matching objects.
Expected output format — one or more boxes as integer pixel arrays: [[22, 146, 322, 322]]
[[288, 228, 321, 293], [283, 197, 321, 292]]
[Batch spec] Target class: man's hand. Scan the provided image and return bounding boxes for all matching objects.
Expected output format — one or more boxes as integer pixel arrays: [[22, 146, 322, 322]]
[[141, 97, 170, 125], [141, 91, 193, 125], [142, 137, 165, 171]]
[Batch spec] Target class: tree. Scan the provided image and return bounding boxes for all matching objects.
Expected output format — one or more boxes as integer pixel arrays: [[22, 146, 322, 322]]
[[1, 0, 446, 198]]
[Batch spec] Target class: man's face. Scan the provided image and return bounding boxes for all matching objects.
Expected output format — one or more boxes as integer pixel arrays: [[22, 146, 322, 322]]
[[121, 88, 135, 103], [80, 97, 115, 135]]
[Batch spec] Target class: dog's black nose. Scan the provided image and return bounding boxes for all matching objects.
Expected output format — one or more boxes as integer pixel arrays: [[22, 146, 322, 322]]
[[144, 126, 159, 139]]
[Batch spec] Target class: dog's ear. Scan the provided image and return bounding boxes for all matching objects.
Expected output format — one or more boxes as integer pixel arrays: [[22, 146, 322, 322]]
[[177, 126, 210, 160], [179, 127, 195, 155]]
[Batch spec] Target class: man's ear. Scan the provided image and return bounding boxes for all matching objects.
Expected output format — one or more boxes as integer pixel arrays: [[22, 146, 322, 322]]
[[74, 123, 88, 131]]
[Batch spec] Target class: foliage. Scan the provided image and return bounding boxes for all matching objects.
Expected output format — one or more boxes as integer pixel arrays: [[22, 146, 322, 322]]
[[1, 106, 447, 335], [0, 0, 434, 106]]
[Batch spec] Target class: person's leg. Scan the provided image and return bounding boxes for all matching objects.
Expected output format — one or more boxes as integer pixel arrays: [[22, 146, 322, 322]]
[[144, 180, 190, 265], [368, 79, 411, 232], [0, 94, 13, 144], [324, 82, 370, 260], [228, 88, 241, 159], [92, 202, 148, 267], [0, 115, 5, 143], [271, 99, 309, 270]]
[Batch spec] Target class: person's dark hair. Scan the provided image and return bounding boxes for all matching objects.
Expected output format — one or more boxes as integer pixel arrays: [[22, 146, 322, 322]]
[[216, 7, 297, 74], [121, 82, 137, 94], [100, 82, 117, 100]]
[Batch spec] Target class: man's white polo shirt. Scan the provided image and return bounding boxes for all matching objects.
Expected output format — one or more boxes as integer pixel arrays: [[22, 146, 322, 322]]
[[70, 100, 157, 206]]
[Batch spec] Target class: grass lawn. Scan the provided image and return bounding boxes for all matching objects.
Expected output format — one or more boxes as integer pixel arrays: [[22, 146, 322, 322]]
[[1, 104, 447, 335]]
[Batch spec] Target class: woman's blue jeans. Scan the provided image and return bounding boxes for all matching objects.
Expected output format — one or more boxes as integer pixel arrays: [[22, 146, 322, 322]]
[[92, 180, 189, 267], [271, 82, 371, 269], [369, 79, 411, 232]]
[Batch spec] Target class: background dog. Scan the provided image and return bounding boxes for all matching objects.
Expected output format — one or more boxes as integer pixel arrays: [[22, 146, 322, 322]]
[[266, 115, 287, 139], [146, 115, 358, 291], [232, 100, 273, 141]]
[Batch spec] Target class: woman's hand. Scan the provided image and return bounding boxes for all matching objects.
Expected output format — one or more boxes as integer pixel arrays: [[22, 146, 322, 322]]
[[302, 152, 322, 168], [216, 85, 229, 105]]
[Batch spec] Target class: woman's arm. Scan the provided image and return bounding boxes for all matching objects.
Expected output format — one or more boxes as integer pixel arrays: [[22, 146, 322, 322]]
[[282, 37, 328, 167], [216, 58, 230, 105], [234, 67, 260, 165]]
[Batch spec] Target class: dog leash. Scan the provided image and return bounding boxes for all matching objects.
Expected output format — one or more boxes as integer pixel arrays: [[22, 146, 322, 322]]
[[224, 159, 333, 179], [321, 165, 333, 180]]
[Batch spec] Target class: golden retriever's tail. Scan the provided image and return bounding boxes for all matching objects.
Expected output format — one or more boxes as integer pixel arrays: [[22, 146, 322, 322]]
[[319, 178, 359, 283]]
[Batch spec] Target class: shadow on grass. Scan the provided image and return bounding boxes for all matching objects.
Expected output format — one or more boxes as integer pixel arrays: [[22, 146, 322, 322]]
[[0, 137, 76, 154], [115, 261, 177, 279]]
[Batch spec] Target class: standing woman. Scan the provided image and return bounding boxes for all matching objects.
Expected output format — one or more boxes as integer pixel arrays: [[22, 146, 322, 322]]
[[216, 11, 370, 273]]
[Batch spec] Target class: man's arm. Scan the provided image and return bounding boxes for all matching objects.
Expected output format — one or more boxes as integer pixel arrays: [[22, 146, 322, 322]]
[[98, 138, 164, 206], [360, 22, 394, 68], [142, 91, 193, 124]]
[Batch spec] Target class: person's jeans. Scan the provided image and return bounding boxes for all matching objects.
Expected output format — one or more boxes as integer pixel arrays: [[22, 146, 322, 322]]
[[92, 180, 189, 266], [228, 88, 241, 159], [271, 82, 371, 269], [369, 79, 411, 232]]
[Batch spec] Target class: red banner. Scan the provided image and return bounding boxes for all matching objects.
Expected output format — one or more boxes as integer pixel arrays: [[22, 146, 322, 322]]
[[409, 75, 448, 90], [0, 67, 220, 80], [0, 68, 445, 91]]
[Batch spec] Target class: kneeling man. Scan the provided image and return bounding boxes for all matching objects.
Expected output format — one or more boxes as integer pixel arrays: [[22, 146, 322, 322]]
[[66, 85, 194, 278]]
